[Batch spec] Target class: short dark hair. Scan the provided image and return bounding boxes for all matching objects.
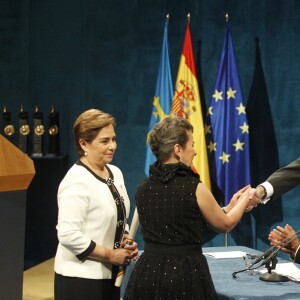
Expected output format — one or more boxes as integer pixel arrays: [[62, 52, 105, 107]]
[[73, 109, 116, 156], [148, 117, 193, 163]]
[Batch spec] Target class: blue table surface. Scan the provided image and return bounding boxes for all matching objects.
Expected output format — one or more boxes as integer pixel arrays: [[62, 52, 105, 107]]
[[121, 246, 300, 300]]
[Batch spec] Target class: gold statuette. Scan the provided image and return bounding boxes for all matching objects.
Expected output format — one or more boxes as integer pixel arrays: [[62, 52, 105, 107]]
[[20, 124, 30, 135], [49, 125, 59, 135], [4, 124, 15, 136], [3, 106, 15, 137], [34, 124, 45, 135]]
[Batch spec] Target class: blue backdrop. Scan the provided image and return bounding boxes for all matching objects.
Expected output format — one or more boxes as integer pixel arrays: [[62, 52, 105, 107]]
[[0, 0, 299, 259]]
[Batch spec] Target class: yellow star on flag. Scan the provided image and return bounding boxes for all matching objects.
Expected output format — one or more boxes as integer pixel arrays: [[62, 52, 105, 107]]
[[227, 87, 237, 99], [239, 122, 249, 134], [204, 124, 212, 134], [236, 103, 246, 115], [233, 139, 244, 151], [206, 106, 213, 116], [212, 90, 223, 102], [207, 141, 217, 152], [219, 152, 230, 164]]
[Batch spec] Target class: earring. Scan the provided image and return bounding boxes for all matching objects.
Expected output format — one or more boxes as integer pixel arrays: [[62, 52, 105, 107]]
[[84, 151, 88, 156], [179, 155, 183, 162]]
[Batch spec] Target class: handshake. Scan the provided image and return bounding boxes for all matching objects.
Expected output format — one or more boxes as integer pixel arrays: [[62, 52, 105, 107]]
[[247, 184, 268, 211], [223, 184, 268, 214]]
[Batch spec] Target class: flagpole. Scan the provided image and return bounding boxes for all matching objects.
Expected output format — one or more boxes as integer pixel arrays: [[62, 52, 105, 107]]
[[144, 12, 173, 176], [187, 12, 191, 23], [225, 12, 229, 23], [224, 11, 229, 248]]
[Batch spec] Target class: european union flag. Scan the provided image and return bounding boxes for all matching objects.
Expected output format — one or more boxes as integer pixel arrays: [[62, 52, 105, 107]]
[[144, 16, 173, 176], [205, 23, 251, 205]]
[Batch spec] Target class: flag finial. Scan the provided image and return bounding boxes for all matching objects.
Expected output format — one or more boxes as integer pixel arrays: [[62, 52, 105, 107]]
[[166, 13, 169, 20], [225, 13, 229, 23], [187, 12, 191, 23]]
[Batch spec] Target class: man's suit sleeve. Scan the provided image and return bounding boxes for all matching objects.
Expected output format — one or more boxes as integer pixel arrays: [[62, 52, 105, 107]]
[[267, 157, 300, 200], [295, 246, 300, 264]]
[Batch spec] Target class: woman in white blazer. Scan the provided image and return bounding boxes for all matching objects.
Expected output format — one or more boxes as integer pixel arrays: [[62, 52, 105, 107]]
[[54, 109, 138, 300]]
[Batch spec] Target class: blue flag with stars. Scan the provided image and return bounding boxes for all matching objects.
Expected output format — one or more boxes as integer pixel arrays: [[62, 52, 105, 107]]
[[144, 17, 173, 176], [205, 23, 251, 205]]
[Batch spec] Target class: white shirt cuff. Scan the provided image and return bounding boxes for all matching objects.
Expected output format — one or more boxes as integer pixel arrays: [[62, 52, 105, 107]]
[[260, 181, 274, 204]]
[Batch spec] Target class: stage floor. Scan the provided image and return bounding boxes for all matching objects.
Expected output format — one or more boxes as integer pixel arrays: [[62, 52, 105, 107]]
[[23, 258, 54, 300]]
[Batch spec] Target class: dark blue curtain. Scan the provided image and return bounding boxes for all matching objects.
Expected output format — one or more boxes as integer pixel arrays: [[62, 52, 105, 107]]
[[1, 0, 300, 257]]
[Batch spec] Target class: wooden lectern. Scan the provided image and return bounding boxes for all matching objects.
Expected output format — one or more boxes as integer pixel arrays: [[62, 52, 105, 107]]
[[0, 134, 35, 300]]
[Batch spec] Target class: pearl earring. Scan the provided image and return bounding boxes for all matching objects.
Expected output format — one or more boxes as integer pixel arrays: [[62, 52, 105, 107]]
[[84, 151, 88, 156]]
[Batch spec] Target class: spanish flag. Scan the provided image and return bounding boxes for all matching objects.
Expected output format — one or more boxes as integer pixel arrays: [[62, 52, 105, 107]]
[[171, 17, 211, 190]]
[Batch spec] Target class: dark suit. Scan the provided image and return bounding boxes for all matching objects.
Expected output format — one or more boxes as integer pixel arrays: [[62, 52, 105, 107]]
[[295, 248, 300, 264], [266, 157, 300, 264], [267, 157, 300, 199]]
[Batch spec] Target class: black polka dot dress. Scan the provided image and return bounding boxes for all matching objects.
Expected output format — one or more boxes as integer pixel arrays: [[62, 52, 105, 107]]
[[124, 162, 217, 300]]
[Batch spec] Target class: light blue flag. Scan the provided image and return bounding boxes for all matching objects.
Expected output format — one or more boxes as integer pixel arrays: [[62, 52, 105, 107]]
[[205, 23, 251, 205], [144, 17, 173, 176]]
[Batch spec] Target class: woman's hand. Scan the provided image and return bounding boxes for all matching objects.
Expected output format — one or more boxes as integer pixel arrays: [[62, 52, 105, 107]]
[[224, 185, 262, 213], [124, 240, 139, 261], [119, 236, 139, 264], [88, 241, 139, 267], [109, 246, 138, 266], [224, 185, 250, 213]]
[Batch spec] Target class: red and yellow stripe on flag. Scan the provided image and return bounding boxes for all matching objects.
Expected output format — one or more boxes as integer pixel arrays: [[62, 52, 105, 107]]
[[171, 19, 211, 190]]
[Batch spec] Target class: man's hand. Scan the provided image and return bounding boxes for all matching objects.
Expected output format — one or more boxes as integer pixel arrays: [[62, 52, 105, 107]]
[[224, 185, 261, 213], [247, 186, 266, 211], [269, 224, 300, 257]]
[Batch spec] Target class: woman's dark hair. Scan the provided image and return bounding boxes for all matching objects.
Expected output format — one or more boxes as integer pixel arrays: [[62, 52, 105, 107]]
[[148, 117, 193, 163], [73, 109, 115, 156]]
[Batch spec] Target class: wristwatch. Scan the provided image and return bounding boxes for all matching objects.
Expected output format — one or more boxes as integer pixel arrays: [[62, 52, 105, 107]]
[[257, 185, 267, 199]]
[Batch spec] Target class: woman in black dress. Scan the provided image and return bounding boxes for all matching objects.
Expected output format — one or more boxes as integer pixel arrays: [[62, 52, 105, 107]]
[[124, 117, 255, 300]]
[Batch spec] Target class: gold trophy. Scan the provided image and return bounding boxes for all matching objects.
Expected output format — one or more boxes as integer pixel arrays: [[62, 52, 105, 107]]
[[32, 106, 44, 157], [18, 105, 30, 154], [3, 106, 15, 137], [48, 105, 60, 156]]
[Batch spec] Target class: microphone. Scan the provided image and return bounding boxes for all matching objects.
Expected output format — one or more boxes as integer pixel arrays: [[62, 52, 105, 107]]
[[253, 229, 300, 269], [248, 247, 273, 266], [259, 230, 300, 282], [232, 229, 300, 279], [232, 247, 276, 278], [260, 230, 300, 267]]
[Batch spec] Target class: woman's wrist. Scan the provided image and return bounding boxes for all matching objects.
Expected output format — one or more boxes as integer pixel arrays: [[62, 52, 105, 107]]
[[102, 247, 113, 262], [90, 245, 112, 263]]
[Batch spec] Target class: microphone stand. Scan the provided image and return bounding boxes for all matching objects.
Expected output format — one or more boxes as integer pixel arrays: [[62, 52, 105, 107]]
[[232, 230, 300, 281], [259, 249, 289, 282], [232, 248, 273, 278]]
